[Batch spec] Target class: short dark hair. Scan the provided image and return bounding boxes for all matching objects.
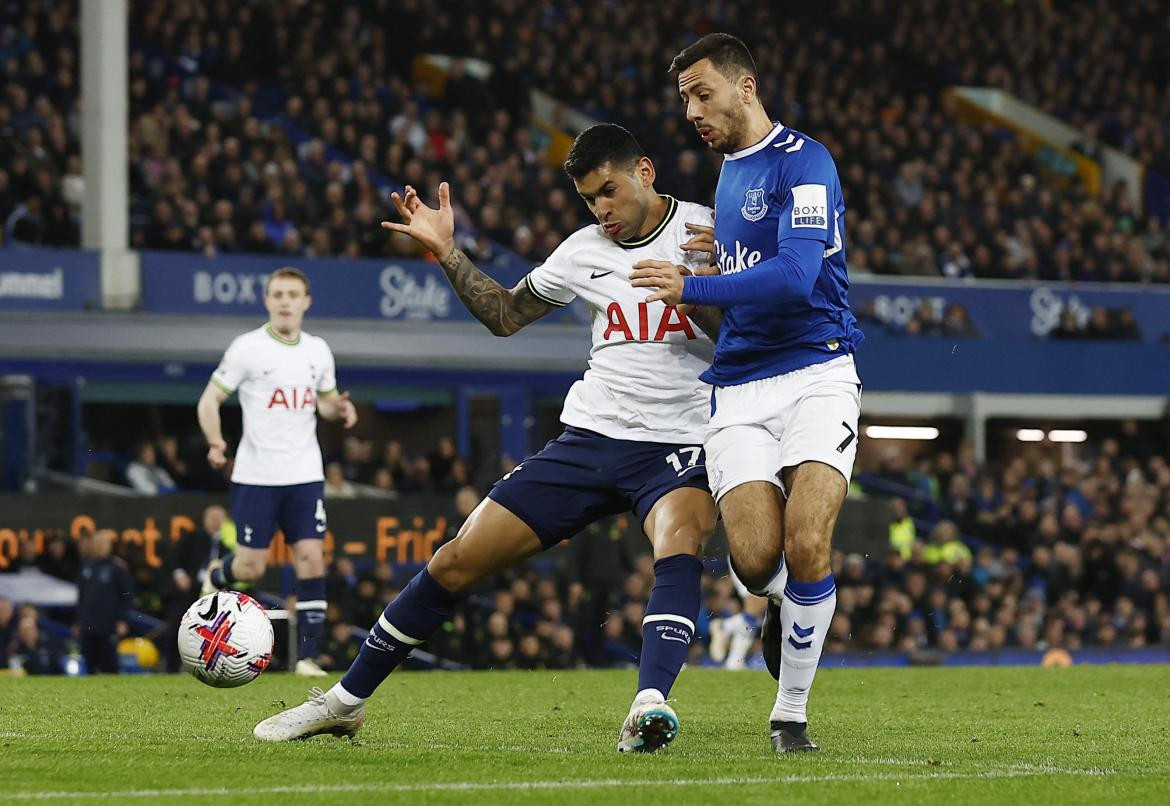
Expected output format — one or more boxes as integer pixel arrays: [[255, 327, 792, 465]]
[[563, 124, 646, 180], [265, 266, 309, 294], [669, 33, 758, 82]]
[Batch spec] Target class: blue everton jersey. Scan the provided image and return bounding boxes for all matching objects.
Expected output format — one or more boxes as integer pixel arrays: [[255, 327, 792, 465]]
[[695, 123, 862, 386]]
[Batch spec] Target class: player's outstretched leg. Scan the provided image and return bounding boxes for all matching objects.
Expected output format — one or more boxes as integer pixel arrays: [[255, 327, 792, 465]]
[[767, 462, 845, 753], [618, 488, 713, 753], [253, 499, 542, 741]]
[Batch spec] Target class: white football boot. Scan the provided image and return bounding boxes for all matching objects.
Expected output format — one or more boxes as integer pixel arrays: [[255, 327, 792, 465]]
[[617, 691, 679, 753], [294, 658, 329, 677], [253, 687, 365, 742]]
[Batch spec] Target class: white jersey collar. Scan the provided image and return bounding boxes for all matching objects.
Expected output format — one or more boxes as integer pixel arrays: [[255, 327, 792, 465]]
[[724, 122, 786, 161]]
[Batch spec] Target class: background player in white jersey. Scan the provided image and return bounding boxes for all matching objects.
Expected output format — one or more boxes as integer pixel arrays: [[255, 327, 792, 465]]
[[196, 267, 358, 677], [254, 124, 718, 753], [632, 34, 864, 753]]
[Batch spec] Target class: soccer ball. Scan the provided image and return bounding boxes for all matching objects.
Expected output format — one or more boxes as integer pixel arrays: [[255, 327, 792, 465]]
[[177, 591, 274, 688]]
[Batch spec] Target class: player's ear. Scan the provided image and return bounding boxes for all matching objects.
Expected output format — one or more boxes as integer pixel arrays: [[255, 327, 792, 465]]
[[740, 75, 756, 105], [636, 156, 656, 188], [303, 294, 312, 311]]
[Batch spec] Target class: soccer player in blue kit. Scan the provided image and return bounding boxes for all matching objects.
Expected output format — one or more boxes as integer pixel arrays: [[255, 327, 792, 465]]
[[632, 33, 864, 753]]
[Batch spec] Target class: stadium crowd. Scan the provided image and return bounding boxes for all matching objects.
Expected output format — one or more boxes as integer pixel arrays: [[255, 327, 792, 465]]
[[101, 428, 481, 496], [2, 0, 1169, 285], [852, 422, 1170, 655], [6, 425, 1170, 674]]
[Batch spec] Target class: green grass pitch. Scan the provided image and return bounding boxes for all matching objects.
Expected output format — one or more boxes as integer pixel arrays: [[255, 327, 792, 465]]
[[2, 666, 1168, 804]]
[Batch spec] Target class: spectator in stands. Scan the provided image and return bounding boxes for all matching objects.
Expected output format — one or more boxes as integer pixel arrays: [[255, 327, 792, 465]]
[[941, 303, 979, 340], [38, 531, 79, 581], [1113, 307, 1142, 341], [487, 636, 516, 670], [125, 440, 177, 495], [324, 461, 357, 499], [316, 620, 360, 672], [345, 573, 382, 627], [1049, 307, 1084, 340], [75, 529, 133, 674], [923, 520, 973, 565], [888, 497, 917, 559], [7, 614, 64, 675], [545, 625, 578, 670], [400, 455, 433, 493], [155, 436, 191, 489], [11, 537, 39, 572], [427, 436, 458, 486], [454, 485, 481, 521], [370, 467, 398, 496], [0, 597, 15, 665], [325, 559, 357, 620], [23, 0, 1159, 304], [515, 634, 544, 670], [381, 440, 409, 489], [339, 436, 373, 484]]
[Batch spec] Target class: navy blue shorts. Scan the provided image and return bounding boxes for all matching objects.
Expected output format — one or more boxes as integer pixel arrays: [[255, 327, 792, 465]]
[[229, 481, 327, 550], [488, 426, 710, 548]]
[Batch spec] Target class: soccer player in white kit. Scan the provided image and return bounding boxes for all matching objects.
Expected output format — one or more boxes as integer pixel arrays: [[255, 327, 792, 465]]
[[253, 124, 719, 752], [197, 267, 358, 677]]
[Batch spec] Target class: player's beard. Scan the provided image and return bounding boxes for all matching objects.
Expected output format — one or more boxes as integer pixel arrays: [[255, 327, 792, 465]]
[[712, 107, 750, 154]]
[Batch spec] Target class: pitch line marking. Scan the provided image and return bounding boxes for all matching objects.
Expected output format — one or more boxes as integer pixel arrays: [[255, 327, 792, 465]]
[[0, 766, 1119, 801]]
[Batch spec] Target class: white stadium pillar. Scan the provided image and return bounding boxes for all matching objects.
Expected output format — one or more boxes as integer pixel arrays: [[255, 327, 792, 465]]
[[81, 0, 138, 309]]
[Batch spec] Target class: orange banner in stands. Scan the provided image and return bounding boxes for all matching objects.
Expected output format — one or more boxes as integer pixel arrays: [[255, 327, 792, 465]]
[[0, 494, 458, 572]]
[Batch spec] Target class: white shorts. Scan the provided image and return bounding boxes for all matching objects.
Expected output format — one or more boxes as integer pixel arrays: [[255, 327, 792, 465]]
[[705, 355, 862, 502]]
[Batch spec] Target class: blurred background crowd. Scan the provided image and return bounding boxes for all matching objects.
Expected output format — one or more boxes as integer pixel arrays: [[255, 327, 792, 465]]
[[8, 427, 1170, 674], [3, 0, 1168, 282]]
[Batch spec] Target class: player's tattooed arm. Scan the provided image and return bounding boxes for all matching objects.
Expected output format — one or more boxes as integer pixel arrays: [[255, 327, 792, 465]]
[[685, 305, 723, 341], [437, 246, 555, 336], [382, 181, 554, 336]]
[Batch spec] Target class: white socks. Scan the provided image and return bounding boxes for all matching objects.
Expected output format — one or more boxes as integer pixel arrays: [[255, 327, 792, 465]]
[[634, 688, 666, 706], [769, 574, 836, 724], [330, 683, 366, 709]]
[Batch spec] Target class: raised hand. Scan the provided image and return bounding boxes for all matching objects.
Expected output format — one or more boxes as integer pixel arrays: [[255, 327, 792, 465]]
[[381, 182, 456, 261]]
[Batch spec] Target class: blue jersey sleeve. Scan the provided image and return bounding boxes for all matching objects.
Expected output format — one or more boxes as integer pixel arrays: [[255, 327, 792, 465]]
[[681, 238, 824, 306], [776, 143, 838, 247]]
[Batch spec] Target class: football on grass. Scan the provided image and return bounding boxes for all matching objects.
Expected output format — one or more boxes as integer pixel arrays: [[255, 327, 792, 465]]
[[177, 591, 274, 688]]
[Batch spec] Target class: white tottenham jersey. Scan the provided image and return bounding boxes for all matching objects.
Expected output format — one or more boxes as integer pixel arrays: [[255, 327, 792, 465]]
[[526, 196, 715, 443], [211, 324, 337, 486]]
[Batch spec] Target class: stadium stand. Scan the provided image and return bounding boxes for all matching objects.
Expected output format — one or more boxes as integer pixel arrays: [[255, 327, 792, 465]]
[[2, 0, 1168, 281]]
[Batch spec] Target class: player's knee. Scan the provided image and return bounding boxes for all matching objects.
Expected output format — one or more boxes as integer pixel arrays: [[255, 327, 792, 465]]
[[295, 553, 325, 579], [652, 522, 705, 559], [731, 548, 783, 591], [784, 530, 832, 582], [427, 539, 478, 593]]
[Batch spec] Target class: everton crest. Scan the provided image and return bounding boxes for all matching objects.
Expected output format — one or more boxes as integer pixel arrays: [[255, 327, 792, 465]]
[[741, 187, 768, 222]]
